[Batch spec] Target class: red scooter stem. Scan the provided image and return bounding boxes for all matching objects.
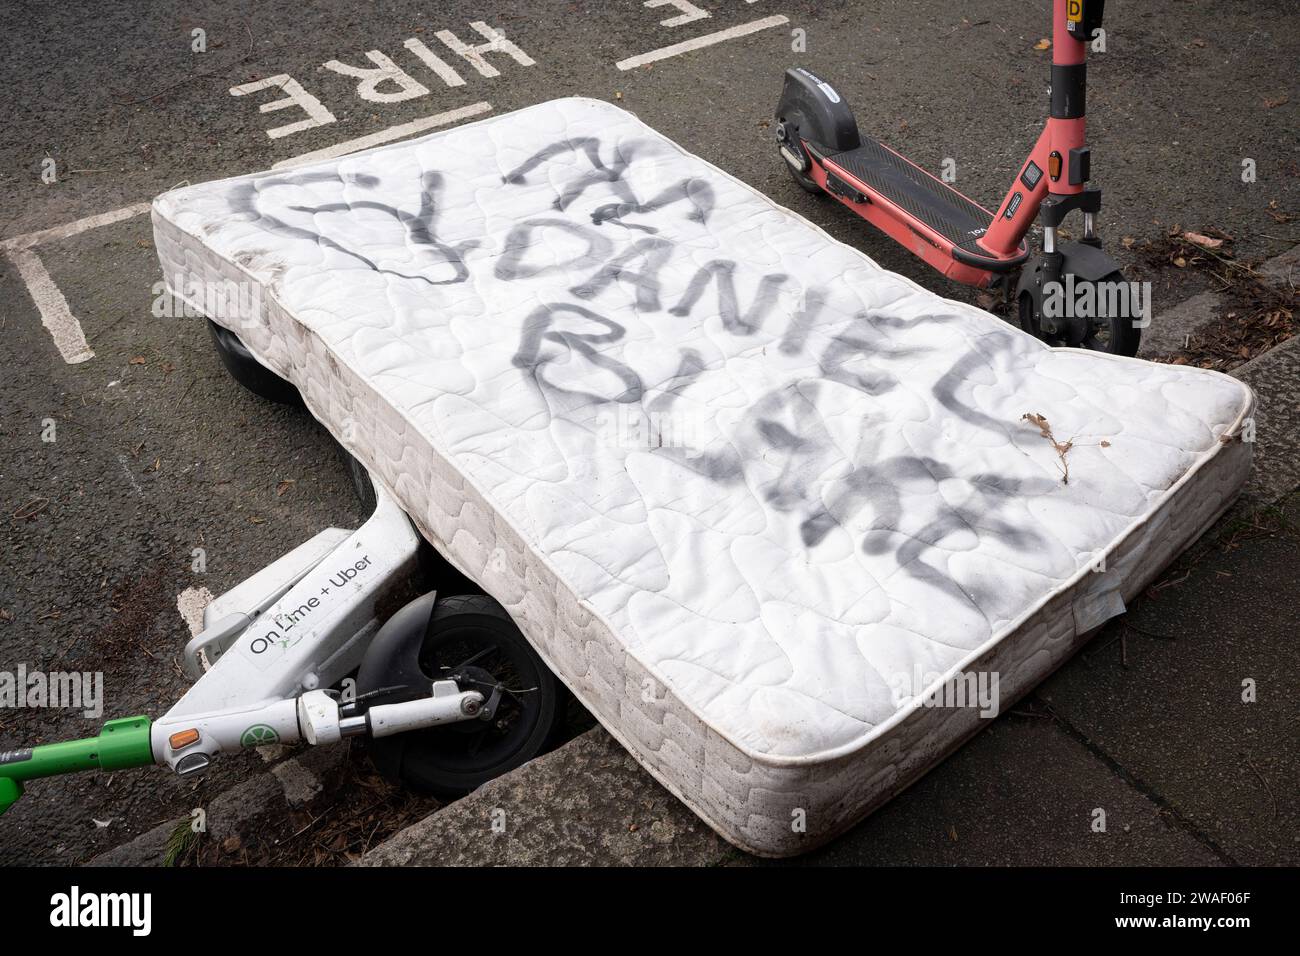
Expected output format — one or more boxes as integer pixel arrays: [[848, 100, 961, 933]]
[[980, 0, 1091, 257]]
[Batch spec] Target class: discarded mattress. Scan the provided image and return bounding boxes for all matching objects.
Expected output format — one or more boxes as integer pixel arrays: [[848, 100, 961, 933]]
[[152, 97, 1254, 856]]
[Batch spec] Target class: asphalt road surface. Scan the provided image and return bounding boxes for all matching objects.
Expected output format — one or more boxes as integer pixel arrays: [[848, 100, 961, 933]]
[[1, 0, 1297, 864]]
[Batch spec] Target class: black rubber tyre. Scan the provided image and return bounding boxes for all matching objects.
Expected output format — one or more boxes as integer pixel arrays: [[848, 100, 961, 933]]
[[1018, 269, 1142, 357], [208, 320, 302, 405], [335, 444, 378, 514], [359, 594, 565, 798], [775, 119, 822, 194], [784, 157, 822, 194]]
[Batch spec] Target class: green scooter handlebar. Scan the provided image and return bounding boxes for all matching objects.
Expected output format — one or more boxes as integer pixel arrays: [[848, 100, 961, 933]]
[[0, 716, 155, 816]]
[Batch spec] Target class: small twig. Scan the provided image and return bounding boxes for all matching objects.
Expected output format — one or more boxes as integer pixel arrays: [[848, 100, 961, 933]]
[[1122, 621, 1179, 641], [1020, 413, 1111, 485], [1242, 755, 1278, 819], [1087, 629, 1125, 662], [1007, 708, 1054, 720], [286, 809, 329, 841], [362, 819, 382, 854], [113, 22, 255, 106], [1150, 569, 1192, 593]]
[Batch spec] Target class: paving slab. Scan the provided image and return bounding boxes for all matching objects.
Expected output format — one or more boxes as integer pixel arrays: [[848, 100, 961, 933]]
[[1233, 333, 1300, 505], [759, 717, 1223, 866], [1257, 244, 1299, 293], [359, 728, 732, 867], [1138, 292, 1225, 358], [90, 745, 348, 866], [1035, 492, 1300, 866]]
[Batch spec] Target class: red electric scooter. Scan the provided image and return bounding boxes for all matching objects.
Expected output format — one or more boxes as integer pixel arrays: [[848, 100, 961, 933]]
[[775, 0, 1141, 355]]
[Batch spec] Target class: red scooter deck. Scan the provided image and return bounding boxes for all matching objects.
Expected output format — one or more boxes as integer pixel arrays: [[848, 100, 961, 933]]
[[810, 133, 1027, 287]]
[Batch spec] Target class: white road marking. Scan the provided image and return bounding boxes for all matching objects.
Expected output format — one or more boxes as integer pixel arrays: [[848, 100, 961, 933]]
[[177, 586, 215, 637], [646, 0, 711, 28], [1, 201, 152, 252], [3, 201, 152, 365], [230, 74, 338, 140], [403, 37, 469, 88], [616, 14, 789, 70], [6, 247, 96, 363], [7, 106, 493, 361], [435, 21, 537, 78], [271, 101, 492, 169], [115, 453, 145, 497], [323, 50, 431, 104]]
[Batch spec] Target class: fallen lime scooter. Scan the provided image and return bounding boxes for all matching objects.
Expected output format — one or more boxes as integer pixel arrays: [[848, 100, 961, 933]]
[[1, 478, 565, 818]]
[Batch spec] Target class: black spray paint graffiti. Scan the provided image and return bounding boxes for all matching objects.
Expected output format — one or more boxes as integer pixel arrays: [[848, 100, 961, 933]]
[[245, 133, 1039, 613], [501, 136, 716, 232], [668, 259, 790, 336], [231, 169, 476, 286], [494, 134, 1042, 615], [513, 303, 642, 407]]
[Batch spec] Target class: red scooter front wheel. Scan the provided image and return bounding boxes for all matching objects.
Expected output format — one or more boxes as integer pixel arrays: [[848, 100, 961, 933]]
[[1017, 262, 1143, 357]]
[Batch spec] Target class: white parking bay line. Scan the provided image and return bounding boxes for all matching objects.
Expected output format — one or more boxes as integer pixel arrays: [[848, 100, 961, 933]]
[[1, 201, 154, 253], [272, 101, 493, 170], [6, 105, 494, 363], [4, 202, 154, 364], [616, 15, 789, 71], [7, 247, 96, 364]]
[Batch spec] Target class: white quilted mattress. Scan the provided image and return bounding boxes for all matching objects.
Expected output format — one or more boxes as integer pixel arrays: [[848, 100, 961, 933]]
[[153, 97, 1253, 856]]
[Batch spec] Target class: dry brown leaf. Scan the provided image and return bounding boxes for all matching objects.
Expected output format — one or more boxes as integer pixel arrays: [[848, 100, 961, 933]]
[[1182, 231, 1223, 250], [276, 479, 295, 497], [129, 356, 147, 365], [1264, 94, 1289, 109], [1173, 256, 1187, 268], [1033, 38, 1051, 50], [1022, 412, 1052, 439]]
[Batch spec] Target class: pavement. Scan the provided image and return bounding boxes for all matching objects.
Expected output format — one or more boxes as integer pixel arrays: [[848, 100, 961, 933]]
[[1, 0, 1297, 866]]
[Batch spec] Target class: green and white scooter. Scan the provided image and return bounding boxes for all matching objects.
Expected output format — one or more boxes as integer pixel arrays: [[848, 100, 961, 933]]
[[1, 479, 566, 818]]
